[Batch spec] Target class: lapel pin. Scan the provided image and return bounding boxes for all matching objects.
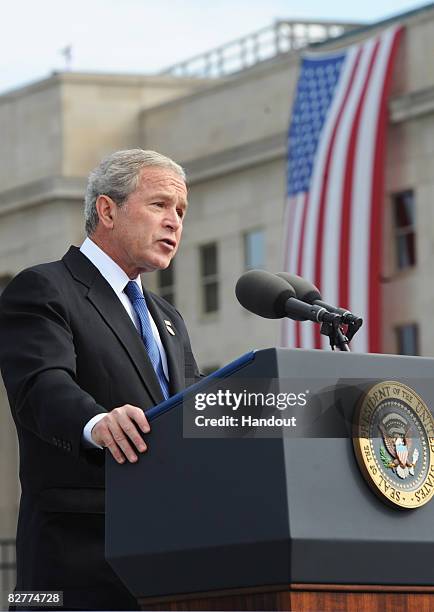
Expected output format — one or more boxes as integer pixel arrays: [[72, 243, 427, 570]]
[[164, 320, 176, 336]]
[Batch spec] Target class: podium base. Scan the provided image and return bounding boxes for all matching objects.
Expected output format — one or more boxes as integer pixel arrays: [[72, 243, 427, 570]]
[[139, 584, 434, 611]]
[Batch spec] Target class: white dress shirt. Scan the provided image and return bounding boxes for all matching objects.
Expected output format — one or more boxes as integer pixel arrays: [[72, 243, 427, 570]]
[[80, 237, 169, 448]]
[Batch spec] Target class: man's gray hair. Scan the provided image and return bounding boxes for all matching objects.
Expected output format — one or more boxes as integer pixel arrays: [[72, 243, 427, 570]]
[[84, 149, 186, 236]]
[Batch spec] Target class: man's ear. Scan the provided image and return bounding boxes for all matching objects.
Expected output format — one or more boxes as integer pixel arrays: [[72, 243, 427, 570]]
[[95, 195, 117, 230]]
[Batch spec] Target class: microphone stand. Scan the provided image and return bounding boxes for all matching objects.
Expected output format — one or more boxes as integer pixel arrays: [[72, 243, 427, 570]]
[[320, 321, 350, 351], [320, 317, 363, 351], [335, 327, 351, 351]]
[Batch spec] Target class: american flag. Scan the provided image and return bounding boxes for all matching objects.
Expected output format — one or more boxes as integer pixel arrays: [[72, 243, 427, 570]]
[[282, 26, 403, 353]]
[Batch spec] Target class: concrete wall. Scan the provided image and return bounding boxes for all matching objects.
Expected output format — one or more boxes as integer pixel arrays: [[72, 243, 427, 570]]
[[0, 80, 62, 193], [383, 100, 434, 355], [176, 159, 287, 369], [141, 55, 298, 164], [60, 73, 212, 177], [378, 8, 434, 355], [0, 199, 84, 276]]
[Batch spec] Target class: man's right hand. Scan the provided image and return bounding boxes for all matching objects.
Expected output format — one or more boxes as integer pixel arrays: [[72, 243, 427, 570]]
[[91, 404, 150, 464]]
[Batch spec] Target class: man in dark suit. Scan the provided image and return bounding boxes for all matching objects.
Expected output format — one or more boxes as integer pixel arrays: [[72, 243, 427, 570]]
[[0, 149, 200, 610]]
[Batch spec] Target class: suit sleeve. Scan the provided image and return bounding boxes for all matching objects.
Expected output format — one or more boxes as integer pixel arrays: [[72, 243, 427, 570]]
[[0, 269, 107, 459]]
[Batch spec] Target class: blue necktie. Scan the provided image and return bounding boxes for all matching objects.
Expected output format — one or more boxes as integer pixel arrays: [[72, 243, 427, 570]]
[[124, 281, 169, 400]]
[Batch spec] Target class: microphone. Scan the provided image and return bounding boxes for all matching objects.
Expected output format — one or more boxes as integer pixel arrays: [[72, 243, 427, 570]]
[[276, 273, 363, 327], [235, 270, 342, 325]]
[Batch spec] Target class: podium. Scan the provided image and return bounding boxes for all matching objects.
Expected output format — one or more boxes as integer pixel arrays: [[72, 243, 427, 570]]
[[106, 349, 434, 611]]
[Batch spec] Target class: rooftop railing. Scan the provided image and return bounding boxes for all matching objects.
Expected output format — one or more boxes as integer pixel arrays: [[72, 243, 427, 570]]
[[160, 19, 363, 78]]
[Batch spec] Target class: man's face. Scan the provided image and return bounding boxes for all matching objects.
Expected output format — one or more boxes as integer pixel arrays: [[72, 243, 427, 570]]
[[110, 166, 187, 277]]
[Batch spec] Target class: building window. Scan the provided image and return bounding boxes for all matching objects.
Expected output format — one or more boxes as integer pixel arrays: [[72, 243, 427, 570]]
[[396, 324, 419, 356], [244, 228, 265, 270], [200, 243, 219, 314], [393, 190, 416, 270], [157, 263, 175, 306]]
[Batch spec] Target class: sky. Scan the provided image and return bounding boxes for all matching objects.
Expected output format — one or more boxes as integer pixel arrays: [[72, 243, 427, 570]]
[[1, 0, 430, 95]]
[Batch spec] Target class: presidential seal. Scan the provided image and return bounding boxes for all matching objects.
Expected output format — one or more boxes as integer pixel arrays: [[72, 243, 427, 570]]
[[353, 381, 434, 509]]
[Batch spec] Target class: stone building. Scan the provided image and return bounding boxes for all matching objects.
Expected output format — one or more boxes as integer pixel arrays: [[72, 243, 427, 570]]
[[0, 2, 433, 585]]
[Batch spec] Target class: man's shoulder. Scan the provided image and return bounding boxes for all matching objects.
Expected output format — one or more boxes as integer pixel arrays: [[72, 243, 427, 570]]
[[4, 247, 96, 293], [0, 262, 68, 325], [21, 259, 66, 278], [0, 248, 88, 304], [4, 259, 68, 293]]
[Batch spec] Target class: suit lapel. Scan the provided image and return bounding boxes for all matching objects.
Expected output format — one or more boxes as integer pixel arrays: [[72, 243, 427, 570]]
[[63, 247, 164, 405], [145, 290, 185, 395]]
